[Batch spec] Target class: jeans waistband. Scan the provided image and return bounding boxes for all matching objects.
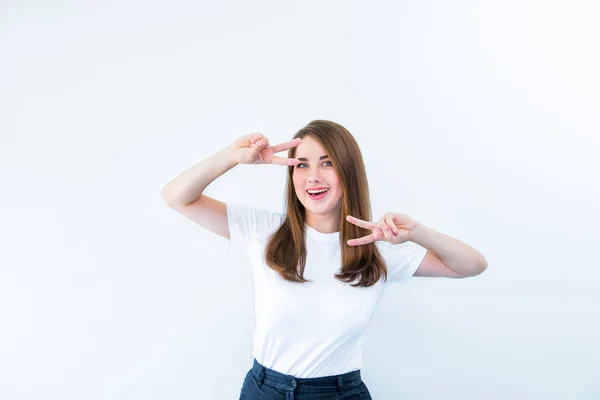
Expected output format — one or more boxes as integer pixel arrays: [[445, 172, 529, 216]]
[[250, 358, 363, 394]]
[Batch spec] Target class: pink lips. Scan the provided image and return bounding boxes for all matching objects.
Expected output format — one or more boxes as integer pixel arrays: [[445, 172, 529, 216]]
[[307, 188, 329, 200]]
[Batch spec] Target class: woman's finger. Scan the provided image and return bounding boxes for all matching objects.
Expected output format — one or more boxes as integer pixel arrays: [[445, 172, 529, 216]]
[[347, 233, 377, 246], [346, 215, 377, 230], [246, 133, 264, 147], [385, 214, 398, 235], [379, 221, 396, 243], [249, 140, 265, 160], [269, 138, 302, 153], [271, 155, 300, 166]]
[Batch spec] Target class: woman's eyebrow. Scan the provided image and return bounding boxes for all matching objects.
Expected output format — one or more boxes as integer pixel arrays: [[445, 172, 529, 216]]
[[297, 155, 329, 161]]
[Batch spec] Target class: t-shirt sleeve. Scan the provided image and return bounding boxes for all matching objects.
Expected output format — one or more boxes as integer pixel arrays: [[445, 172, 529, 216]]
[[226, 203, 283, 256], [380, 240, 428, 285]]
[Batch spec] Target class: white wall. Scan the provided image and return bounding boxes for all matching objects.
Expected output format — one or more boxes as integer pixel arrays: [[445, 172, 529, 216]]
[[1, 1, 598, 399]]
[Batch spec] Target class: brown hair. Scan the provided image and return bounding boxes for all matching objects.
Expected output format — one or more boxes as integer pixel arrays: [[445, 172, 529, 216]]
[[264, 120, 388, 287]]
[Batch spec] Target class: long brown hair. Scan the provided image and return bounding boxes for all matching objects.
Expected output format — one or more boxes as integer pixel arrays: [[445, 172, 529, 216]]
[[264, 120, 388, 287]]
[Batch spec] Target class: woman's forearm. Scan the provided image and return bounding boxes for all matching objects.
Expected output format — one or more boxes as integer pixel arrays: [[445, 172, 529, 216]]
[[160, 145, 238, 206], [410, 223, 488, 277]]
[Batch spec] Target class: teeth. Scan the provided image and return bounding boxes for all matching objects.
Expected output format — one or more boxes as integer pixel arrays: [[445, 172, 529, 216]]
[[308, 189, 328, 194]]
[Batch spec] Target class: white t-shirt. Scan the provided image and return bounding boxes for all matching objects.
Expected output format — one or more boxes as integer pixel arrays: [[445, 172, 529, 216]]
[[227, 203, 427, 378]]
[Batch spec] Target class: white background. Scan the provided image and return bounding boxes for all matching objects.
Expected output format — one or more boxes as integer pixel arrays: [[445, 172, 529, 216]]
[[1, 1, 599, 399]]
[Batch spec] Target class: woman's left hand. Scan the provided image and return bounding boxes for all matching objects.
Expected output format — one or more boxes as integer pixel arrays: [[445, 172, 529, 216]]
[[345, 212, 420, 246]]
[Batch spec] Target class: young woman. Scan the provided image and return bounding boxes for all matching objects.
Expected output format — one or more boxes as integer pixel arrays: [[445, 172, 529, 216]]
[[161, 120, 488, 399]]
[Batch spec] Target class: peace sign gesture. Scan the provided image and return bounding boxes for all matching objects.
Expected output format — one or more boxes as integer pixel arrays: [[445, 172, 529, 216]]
[[231, 133, 301, 166], [345, 212, 420, 246]]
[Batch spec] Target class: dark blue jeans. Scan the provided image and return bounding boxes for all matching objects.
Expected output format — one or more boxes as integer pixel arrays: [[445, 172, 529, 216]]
[[239, 358, 373, 399]]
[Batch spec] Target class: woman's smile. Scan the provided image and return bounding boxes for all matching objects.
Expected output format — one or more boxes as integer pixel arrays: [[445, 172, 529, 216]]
[[307, 187, 330, 200]]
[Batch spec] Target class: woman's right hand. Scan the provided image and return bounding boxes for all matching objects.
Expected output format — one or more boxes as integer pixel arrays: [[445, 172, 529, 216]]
[[231, 133, 302, 166]]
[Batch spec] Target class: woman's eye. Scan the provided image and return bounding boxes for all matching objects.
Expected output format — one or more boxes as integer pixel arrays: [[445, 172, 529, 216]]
[[296, 161, 332, 168]]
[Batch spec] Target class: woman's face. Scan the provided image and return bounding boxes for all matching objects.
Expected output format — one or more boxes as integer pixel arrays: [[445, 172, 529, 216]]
[[292, 136, 343, 218]]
